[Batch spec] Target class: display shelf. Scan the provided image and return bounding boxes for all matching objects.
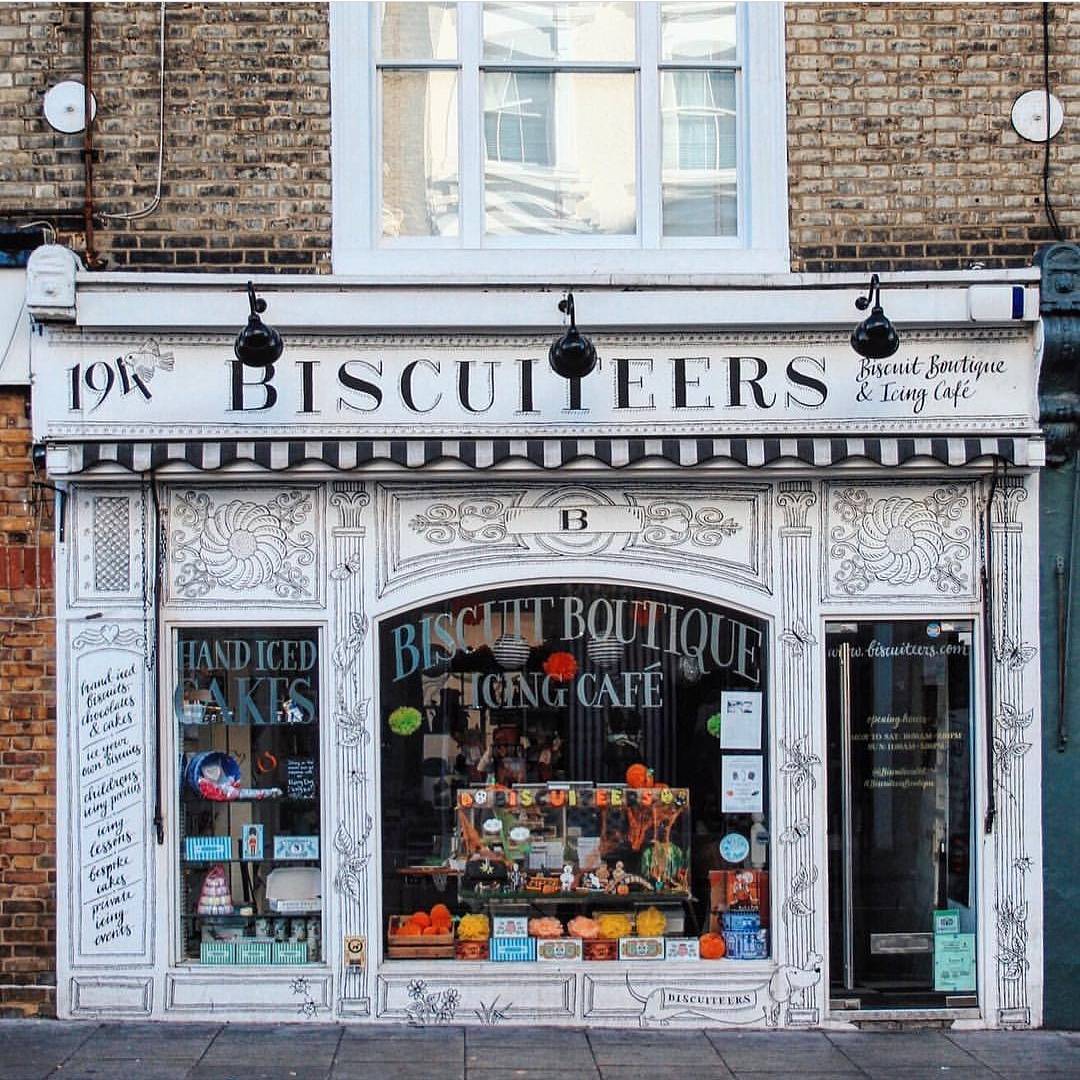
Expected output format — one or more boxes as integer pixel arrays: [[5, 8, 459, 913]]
[[181, 858, 320, 866], [182, 911, 323, 921]]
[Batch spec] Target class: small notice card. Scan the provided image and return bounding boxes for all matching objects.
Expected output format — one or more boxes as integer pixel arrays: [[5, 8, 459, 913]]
[[721, 754, 765, 813], [934, 932, 976, 992], [718, 692, 762, 749]]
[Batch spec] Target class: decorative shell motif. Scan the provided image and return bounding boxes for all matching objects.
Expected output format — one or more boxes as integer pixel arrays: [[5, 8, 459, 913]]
[[199, 501, 291, 588], [854, 496, 946, 585]]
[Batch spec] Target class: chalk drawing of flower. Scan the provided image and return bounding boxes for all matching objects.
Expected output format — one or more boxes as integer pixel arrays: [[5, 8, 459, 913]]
[[857, 497, 945, 585], [200, 501, 291, 588]]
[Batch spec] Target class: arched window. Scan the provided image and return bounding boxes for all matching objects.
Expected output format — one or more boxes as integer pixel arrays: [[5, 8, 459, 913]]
[[379, 582, 771, 962]]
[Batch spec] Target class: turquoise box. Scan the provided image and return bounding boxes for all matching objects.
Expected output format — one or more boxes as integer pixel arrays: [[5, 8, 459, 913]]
[[490, 936, 536, 962]]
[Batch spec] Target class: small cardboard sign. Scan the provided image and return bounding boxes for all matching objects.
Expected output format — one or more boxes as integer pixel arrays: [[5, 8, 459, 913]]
[[344, 935, 367, 967], [493, 915, 529, 937], [536, 938, 582, 962], [619, 936, 665, 961]]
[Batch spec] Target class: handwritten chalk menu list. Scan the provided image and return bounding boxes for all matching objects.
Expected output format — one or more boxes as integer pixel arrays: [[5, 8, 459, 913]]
[[74, 640, 148, 957]]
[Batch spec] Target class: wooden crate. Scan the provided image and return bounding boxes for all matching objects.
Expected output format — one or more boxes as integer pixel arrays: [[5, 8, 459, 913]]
[[386, 915, 455, 959]]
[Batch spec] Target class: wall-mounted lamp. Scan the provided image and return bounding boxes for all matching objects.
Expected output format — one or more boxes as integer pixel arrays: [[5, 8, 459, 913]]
[[851, 274, 900, 360], [234, 281, 283, 368], [548, 291, 598, 380]]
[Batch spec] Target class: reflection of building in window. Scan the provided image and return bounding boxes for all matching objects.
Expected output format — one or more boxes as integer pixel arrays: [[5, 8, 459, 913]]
[[664, 70, 735, 171], [661, 68, 737, 237], [484, 71, 553, 166]]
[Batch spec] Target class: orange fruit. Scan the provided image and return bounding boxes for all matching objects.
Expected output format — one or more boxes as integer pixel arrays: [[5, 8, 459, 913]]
[[399, 922, 422, 937], [430, 903, 451, 921], [409, 911, 431, 929]]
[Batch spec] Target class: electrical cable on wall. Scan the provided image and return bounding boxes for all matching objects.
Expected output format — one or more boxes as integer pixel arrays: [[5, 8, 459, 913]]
[[97, 1, 167, 223], [1042, 2, 1066, 242]]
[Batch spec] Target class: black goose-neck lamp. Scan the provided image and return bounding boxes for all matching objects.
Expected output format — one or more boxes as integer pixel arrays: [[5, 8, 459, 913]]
[[549, 291, 598, 380], [234, 281, 284, 368], [851, 273, 900, 360]]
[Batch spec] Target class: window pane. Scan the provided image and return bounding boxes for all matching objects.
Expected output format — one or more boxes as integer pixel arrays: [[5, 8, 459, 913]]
[[379, 584, 771, 964], [484, 71, 554, 166], [661, 69, 736, 236], [177, 627, 322, 967], [661, 2, 737, 63], [484, 72, 635, 236], [483, 2, 635, 63], [382, 70, 459, 238], [379, 2, 457, 62]]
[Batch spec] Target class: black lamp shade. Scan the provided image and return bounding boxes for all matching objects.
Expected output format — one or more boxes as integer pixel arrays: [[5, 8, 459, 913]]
[[549, 291, 598, 379], [234, 282, 284, 367], [549, 326, 598, 379], [850, 303, 900, 360]]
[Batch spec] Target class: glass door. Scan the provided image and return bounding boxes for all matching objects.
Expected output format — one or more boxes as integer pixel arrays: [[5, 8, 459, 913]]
[[826, 620, 976, 1009]]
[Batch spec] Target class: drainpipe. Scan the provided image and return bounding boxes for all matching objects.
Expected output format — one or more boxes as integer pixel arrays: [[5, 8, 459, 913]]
[[82, 3, 102, 269], [1036, 242, 1080, 752]]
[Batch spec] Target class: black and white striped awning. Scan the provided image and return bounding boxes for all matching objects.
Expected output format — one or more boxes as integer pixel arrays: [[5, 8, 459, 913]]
[[57, 435, 1038, 474]]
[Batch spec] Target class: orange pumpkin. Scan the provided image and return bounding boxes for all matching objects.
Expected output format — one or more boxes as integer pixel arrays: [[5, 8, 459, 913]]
[[699, 932, 727, 960], [399, 922, 423, 937], [625, 763, 652, 789], [422, 925, 441, 936], [430, 903, 451, 922], [409, 911, 431, 929]]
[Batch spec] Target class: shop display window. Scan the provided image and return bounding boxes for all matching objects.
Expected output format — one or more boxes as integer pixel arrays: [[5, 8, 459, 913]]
[[379, 585, 770, 963], [175, 627, 322, 966]]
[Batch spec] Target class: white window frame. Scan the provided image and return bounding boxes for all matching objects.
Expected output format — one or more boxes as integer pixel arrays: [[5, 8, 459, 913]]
[[330, 1, 788, 279]]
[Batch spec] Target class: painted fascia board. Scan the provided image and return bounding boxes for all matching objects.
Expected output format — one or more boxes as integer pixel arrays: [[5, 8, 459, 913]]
[[70, 276, 1040, 332]]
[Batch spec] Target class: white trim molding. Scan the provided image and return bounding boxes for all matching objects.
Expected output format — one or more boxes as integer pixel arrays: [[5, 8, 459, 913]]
[[329, 1, 790, 279]]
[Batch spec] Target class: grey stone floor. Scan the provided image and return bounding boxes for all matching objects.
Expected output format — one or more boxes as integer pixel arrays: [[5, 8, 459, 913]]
[[1, 1022, 1079, 1080]]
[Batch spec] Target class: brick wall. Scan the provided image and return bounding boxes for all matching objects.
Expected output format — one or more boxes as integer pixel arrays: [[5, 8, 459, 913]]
[[2, 3, 1076, 275], [0, 389, 55, 1018], [786, 2, 1080, 272], [0, 2, 331, 272]]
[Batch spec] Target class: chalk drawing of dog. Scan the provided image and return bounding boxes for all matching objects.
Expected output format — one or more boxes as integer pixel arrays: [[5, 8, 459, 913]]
[[764, 952, 823, 1026]]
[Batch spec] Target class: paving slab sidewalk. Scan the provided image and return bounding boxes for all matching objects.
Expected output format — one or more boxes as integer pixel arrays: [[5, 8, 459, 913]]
[[0, 1021, 1075, 1080]]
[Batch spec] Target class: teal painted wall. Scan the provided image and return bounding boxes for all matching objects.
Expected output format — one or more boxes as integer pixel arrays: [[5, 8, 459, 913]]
[[1040, 461, 1080, 1029]]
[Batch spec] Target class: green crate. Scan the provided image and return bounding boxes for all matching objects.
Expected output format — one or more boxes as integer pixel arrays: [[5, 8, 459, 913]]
[[236, 939, 274, 965], [273, 941, 308, 965], [200, 941, 237, 965]]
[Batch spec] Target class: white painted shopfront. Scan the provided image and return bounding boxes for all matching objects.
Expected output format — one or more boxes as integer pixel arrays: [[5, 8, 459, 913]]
[[30, 265, 1044, 1028]]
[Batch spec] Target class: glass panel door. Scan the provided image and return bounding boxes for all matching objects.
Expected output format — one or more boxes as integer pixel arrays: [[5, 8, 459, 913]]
[[826, 621, 976, 1008]]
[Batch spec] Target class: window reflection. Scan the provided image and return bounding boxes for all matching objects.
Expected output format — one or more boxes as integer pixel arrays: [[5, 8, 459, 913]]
[[381, 70, 460, 238], [661, 68, 737, 236], [484, 73, 636, 236], [379, 1, 458, 61], [483, 2, 635, 63]]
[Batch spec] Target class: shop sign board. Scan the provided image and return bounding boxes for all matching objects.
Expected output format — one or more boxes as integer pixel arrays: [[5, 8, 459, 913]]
[[71, 627, 151, 961], [33, 330, 1035, 441]]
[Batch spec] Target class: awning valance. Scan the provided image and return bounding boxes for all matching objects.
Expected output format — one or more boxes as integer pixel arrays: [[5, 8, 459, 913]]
[[53, 435, 1040, 475]]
